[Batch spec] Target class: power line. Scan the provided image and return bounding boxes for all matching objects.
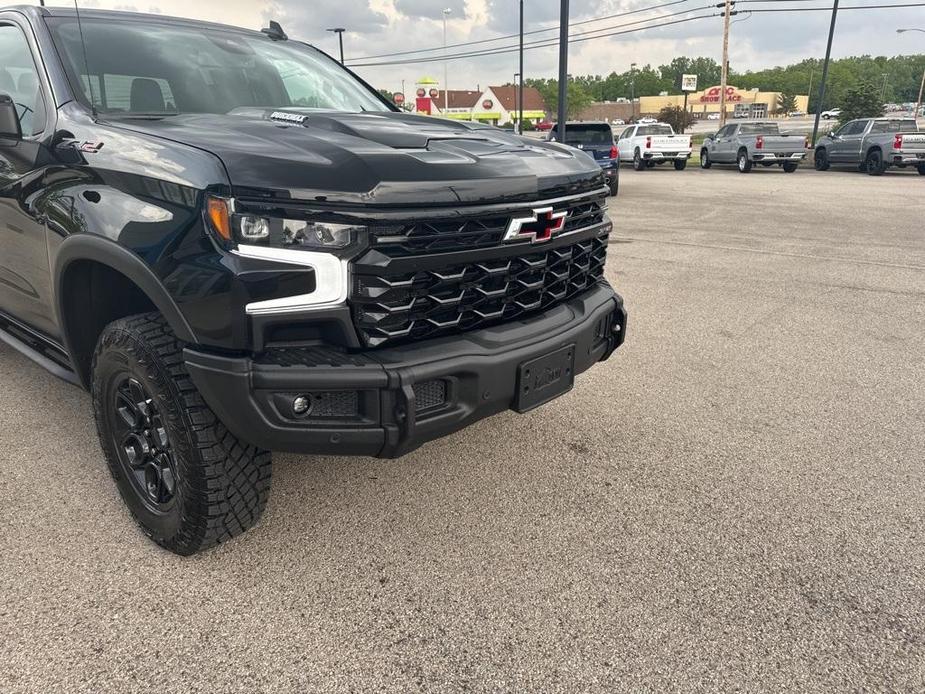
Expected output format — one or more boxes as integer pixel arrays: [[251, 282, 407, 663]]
[[348, 2, 925, 68], [348, 11, 717, 67], [349, 0, 698, 61]]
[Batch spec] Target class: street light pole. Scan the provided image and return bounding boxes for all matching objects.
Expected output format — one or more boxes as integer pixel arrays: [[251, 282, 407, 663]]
[[518, 0, 524, 135], [630, 62, 636, 120], [880, 73, 889, 101], [556, 0, 569, 143], [811, 0, 839, 147], [443, 8, 452, 113], [327, 28, 346, 64], [514, 72, 521, 132]]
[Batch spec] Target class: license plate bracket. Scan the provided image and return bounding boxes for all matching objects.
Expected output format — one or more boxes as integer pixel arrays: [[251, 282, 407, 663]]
[[514, 344, 576, 413]]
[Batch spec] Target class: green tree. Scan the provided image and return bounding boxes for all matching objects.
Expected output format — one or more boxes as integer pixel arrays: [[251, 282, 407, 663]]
[[657, 106, 696, 133], [775, 92, 798, 115], [837, 82, 886, 121], [526, 79, 593, 118]]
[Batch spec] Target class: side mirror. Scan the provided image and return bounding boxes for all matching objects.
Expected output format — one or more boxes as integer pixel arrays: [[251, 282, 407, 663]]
[[0, 95, 22, 140]]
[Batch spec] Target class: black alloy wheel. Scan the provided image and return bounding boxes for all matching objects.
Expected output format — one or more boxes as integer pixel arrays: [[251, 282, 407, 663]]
[[814, 148, 830, 171], [109, 376, 178, 511], [866, 149, 886, 176]]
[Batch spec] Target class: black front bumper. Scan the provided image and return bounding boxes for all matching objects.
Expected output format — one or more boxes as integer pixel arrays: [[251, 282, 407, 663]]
[[184, 283, 625, 458]]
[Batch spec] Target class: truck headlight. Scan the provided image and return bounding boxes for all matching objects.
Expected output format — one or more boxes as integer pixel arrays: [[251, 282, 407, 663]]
[[206, 196, 365, 254]]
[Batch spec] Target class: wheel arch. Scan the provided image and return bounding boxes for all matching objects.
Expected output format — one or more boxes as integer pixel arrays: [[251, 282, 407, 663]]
[[53, 236, 199, 388]]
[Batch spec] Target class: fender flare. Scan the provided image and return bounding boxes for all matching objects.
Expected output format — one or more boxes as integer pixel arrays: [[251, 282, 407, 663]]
[[53, 235, 199, 350]]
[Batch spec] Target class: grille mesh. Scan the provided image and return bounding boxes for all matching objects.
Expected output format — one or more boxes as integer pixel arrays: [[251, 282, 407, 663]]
[[413, 380, 447, 411], [369, 198, 606, 256], [352, 234, 608, 348]]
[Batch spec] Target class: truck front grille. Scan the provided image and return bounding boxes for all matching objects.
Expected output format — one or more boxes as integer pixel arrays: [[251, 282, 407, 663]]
[[369, 197, 606, 256], [352, 233, 608, 348]]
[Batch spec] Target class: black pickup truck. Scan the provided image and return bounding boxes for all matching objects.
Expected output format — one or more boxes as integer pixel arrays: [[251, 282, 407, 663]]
[[0, 6, 626, 554]]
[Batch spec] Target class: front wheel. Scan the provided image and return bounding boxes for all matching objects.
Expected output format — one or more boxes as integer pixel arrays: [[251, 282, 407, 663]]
[[782, 161, 799, 173], [632, 150, 646, 171], [814, 148, 830, 171], [92, 313, 272, 555], [674, 159, 688, 171], [737, 150, 752, 173], [917, 164, 925, 176], [609, 177, 619, 197], [865, 149, 887, 176], [700, 149, 712, 169]]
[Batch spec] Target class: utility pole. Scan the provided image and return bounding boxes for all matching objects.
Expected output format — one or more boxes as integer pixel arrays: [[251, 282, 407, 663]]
[[518, 0, 524, 135], [718, 0, 733, 126], [443, 8, 452, 113], [557, 0, 569, 143], [811, 0, 839, 147], [807, 68, 814, 112], [880, 73, 889, 101], [327, 28, 345, 64], [916, 68, 925, 122]]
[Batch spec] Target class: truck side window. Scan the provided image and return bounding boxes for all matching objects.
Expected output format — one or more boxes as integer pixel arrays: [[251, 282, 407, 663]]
[[0, 24, 46, 135]]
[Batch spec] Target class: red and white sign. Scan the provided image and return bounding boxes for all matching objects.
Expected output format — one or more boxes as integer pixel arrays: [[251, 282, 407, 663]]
[[482, 99, 494, 109], [416, 97, 432, 114], [393, 92, 405, 104], [416, 87, 426, 97], [429, 88, 439, 98], [700, 86, 742, 103]]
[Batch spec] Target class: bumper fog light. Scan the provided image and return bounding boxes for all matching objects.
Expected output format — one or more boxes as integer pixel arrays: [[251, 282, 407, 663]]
[[292, 395, 312, 416]]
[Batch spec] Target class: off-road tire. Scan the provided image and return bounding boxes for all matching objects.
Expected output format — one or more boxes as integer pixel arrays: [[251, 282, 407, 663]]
[[673, 159, 688, 171], [865, 149, 887, 176], [737, 150, 752, 173], [92, 312, 272, 555], [782, 161, 799, 173], [700, 149, 712, 169], [814, 148, 830, 171], [633, 149, 646, 171]]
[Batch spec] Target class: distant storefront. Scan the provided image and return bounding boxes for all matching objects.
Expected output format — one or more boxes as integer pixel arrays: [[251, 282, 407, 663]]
[[414, 82, 548, 126], [639, 86, 809, 118]]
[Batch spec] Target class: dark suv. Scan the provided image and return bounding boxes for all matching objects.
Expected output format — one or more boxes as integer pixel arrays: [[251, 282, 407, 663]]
[[0, 6, 626, 554]]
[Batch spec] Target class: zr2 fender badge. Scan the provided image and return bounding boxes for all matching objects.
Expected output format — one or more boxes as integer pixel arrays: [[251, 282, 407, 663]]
[[503, 207, 568, 244]]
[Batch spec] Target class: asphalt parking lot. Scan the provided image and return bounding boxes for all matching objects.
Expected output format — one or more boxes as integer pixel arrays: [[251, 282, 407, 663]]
[[2, 165, 923, 692]]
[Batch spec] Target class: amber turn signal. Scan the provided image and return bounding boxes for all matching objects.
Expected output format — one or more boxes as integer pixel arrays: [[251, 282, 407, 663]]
[[206, 195, 232, 241]]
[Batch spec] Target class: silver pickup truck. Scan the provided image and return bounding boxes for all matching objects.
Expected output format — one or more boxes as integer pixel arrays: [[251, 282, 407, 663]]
[[701, 122, 808, 173], [814, 118, 925, 176]]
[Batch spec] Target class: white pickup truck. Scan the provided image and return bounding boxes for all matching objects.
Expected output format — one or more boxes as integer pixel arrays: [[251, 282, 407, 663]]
[[616, 123, 692, 171]]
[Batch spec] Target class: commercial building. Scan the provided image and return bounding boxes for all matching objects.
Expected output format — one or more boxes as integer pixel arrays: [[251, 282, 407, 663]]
[[412, 80, 548, 126], [639, 86, 809, 118]]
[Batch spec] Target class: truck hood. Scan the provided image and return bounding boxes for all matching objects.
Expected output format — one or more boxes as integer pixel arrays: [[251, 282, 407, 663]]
[[108, 109, 603, 206]]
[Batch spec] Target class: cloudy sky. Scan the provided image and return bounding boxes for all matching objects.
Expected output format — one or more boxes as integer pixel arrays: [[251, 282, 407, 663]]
[[31, 0, 925, 95]]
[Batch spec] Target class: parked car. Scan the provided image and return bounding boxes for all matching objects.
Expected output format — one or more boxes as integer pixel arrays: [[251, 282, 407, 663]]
[[535, 119, 554, 131], [616, 123, 692, 171], [788, 111, 806, 118], [611, 118, 625, 126], [547, 122, 620, 195], [700, 122, 807, 173], [0, 5, 627, 554], [637, 116, 657, 125], [814, 117, 925, 175], [820, 108, 841, 120], [706, 112, 721, 120]]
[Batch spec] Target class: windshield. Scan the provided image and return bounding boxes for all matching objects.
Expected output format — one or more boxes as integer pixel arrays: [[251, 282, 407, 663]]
[[552, 124, 613, 145], [637, 125, 673, 136], [739, 123, 781, 135], [47, 17, 389, 115], [870, 119, 918, 134]]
